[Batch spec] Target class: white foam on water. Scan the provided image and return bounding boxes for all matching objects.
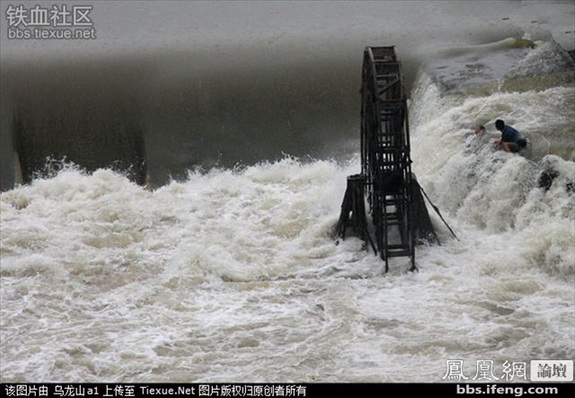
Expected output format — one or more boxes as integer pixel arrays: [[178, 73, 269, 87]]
[[1, 129, 573, 382]]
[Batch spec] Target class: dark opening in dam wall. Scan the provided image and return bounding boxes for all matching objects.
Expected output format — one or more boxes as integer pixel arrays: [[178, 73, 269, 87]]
[[3, 58, 147, 188], [1, 48, 361, 191], [13, 97, 147, 187]]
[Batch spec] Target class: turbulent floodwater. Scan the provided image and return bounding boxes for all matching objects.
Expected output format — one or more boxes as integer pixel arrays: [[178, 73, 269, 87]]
[[2, 67, 574, 382], [1, 1, 575, 384]]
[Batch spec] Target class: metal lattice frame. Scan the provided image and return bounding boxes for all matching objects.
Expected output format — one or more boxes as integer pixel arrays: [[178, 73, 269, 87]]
[[360, 46, 416, 272]]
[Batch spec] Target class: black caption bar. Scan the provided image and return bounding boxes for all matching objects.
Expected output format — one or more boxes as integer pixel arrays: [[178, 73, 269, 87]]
[[1, 383, 574, 397]]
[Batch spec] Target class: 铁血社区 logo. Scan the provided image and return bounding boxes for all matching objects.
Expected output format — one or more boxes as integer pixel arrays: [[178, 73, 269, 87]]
[[5, 3, 96, 40]]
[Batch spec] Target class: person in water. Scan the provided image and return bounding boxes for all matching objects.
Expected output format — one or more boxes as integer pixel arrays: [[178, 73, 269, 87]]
[[494, 119, 527, 153], [474, 125, 486, 137]]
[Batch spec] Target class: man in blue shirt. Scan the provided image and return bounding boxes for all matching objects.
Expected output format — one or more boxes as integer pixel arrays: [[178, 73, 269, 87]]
[[494, 119, 527, 153]]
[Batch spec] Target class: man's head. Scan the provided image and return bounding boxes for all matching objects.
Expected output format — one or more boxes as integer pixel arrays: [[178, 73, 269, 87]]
[[474, 125, 486, 136], [495, 119, 505, 131]]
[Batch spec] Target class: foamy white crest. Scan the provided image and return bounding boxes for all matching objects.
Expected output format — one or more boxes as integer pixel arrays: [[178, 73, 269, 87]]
[[410, 68, 575, 281], [507, 40, 574, 78]]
